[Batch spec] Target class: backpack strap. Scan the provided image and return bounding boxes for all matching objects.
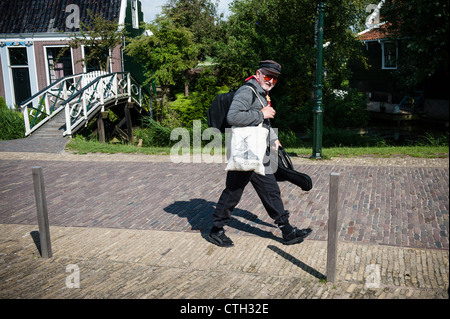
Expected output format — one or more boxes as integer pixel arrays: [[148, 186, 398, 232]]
[[244, 82, 265, 108], [245, 82, 273, 129]]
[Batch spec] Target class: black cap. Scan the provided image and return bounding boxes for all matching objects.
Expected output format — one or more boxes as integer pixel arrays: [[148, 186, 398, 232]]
[[259, 60, 281, 75]]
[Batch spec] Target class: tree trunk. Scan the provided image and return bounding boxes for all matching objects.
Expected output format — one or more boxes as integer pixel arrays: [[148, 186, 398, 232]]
[[184, 82, 189, 97], [184, 69, 192, 97]]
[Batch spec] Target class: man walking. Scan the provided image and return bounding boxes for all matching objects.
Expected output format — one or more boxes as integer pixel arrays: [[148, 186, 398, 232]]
[[208, 60, 312, 247]]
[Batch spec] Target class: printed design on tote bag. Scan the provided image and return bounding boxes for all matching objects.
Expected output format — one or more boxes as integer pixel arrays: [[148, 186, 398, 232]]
[[233, 135, 260, 162]]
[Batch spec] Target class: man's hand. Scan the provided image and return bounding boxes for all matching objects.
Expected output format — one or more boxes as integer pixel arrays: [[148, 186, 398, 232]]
[[271, 139, 282, 151], [261, 106, 276, 119]]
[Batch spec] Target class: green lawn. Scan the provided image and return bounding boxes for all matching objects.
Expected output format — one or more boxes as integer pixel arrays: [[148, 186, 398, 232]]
[[66, 138, 449, 159]]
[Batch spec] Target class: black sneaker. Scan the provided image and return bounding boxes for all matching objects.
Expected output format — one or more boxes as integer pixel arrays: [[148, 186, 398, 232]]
[[208, 229, 234, 247], [282, 227, 312, 245]]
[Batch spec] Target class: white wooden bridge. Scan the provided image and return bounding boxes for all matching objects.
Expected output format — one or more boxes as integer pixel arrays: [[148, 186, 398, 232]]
[[20, 71, 152, 142]]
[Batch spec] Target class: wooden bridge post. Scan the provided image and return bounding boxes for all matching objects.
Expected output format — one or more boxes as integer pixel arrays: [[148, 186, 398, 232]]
[[97, 115, 105, 143], [124, 103, 133, 144], [97, 111, 109, 143]]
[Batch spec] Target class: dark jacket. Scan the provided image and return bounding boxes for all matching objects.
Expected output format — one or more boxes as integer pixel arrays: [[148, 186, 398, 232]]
[[226, 78, 279, 143]]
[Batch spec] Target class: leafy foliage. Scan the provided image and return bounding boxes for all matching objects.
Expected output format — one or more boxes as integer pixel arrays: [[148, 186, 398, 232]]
[[124, 15, 200, 119], [134, 117, 174, 147], [212, 0, 371, 131], [161, 0, 222, 61], [61, 10, 127, 72], [169, 69, 229, 126], [0, 100, 25, 140], [124, 0, 405, 140], [322, 88, 369, 129], [381, 0, 449, 91]]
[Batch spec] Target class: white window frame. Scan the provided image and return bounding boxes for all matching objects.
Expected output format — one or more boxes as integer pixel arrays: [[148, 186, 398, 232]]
[[380, 40, 398, 70], [43, 45, 74, 85], [7, 46, 31, 106], [81, 45, 112, 73]]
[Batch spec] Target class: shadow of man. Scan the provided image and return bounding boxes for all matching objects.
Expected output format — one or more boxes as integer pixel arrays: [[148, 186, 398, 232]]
[[163, 198, 280, 242]]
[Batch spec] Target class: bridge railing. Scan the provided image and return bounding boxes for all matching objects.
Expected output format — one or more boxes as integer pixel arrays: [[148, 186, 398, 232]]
[[21, 73, 85, 136], [61, 72, 151, 136]]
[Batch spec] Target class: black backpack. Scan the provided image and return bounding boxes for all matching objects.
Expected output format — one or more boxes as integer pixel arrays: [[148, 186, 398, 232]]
[[207, 82, 257, 133]]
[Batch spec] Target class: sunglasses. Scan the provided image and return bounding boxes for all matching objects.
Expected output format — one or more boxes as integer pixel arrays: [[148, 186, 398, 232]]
[[260, 71, 278, 84]]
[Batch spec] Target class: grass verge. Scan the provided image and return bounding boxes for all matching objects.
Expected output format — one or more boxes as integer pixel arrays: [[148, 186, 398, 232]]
[[66, 138, 449, 159], [287, 145, 449, 159]]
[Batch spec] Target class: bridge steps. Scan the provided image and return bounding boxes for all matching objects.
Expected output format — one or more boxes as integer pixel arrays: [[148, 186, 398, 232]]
[[29, 111, 66, 138]]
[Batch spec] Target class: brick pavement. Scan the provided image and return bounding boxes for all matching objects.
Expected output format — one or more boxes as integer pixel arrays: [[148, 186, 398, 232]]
[[1, 151, 448, 249], [0, 146, 449, 300], [0, 136, 68, 153], [0, 224, 448, 300]]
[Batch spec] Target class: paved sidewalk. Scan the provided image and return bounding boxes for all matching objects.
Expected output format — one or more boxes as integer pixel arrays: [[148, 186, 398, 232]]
[[0, 136, 68, 153], [0, 145, 449, 300], [0, 224, 448, 300]]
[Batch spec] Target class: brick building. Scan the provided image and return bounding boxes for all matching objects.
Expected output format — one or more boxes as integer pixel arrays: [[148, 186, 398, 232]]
[[0, 0, 145, 108]]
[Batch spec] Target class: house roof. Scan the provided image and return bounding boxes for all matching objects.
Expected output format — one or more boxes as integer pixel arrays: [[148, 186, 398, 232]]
[[0, 0, 122, 34], [358, 22, 391, 41]]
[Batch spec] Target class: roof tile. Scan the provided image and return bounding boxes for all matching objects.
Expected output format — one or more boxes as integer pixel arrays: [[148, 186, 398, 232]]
[[0, 0, 122, 34]]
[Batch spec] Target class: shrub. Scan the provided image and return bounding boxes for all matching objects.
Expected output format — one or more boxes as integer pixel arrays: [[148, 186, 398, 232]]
[[169, 84, 229, 127], [169, 92, 201, 127], [277, 129, 304, 148], [416, 132, 449, 147], [169, 68, 230, 127], [304, 127, 387, 147], [272, 87, 369, 133], [271, 95, 312, 132], [322, 88, 369, 129], [0, 96, 7, 110], [0, 100, 25, 140], [134, 117, 174, 147]]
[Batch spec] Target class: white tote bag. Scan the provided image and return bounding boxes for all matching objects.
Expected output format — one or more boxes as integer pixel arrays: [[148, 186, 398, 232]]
[[225, 122, 269, 175]]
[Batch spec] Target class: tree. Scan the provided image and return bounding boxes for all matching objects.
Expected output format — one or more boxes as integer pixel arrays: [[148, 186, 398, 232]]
[[381, 0, 449, 92], [160, 0, 223, 97], [124, 16, 199, 120], [61, 10, 127, 72], [214, 0, 370, 130], [123, 0, 373, 130], [161, 0, 222, 61]]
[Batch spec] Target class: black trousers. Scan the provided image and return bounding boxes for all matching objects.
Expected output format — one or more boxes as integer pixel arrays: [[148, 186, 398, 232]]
[[212, 170, 289, 229]]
